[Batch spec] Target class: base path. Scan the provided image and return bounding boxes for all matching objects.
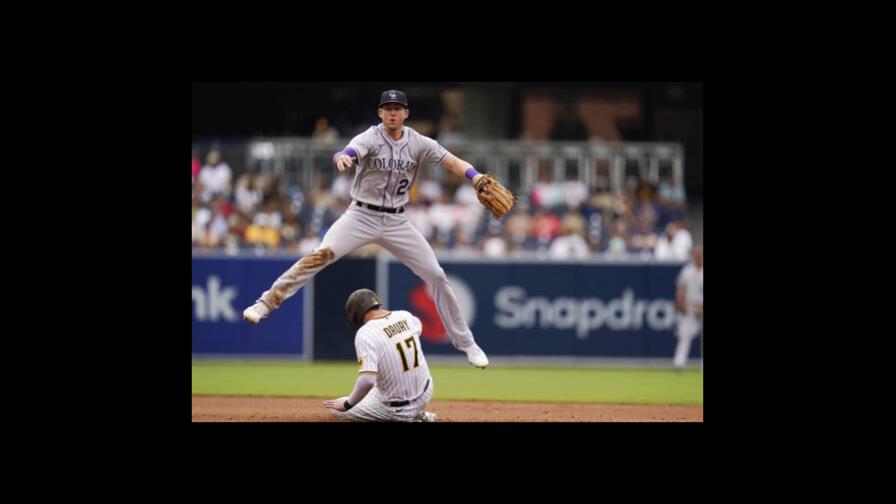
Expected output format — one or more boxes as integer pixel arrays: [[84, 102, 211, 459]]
[[192, 395, 703, 422]]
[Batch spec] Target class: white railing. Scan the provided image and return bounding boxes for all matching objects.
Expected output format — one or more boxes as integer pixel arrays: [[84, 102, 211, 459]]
[[203, 137, 685, 195]]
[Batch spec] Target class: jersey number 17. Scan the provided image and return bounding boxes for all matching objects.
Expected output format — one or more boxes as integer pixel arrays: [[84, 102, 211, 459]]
[[395, 336, 419, 372]]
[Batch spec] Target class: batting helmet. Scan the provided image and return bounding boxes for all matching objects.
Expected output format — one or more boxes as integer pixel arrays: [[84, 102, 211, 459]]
[[345, 288, 383, 331]]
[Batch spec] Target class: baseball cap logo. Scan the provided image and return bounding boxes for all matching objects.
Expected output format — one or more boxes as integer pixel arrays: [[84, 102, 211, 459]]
[[389, 91, 397, 99]]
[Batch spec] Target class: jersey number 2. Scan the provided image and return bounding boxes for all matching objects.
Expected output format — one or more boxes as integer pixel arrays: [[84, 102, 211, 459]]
[[396, 179, 409, 195], [395, 336, 419, 372]]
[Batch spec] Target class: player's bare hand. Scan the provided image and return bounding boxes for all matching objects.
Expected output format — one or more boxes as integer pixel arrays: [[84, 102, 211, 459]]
[[336, 155, 356, 172], [323, 396, 350, 412]]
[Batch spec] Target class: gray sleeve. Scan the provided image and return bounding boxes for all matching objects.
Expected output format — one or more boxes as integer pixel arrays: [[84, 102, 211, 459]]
[[346, 127, 377, 161], [418, 135, 450, 167]]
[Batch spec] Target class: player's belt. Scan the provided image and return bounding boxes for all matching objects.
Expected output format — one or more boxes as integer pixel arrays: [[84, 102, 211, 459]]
[[355, 200, 405, 213], [388, 379, 429, 407]]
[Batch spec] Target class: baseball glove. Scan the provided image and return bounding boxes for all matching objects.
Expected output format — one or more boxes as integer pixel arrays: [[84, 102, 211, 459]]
[[473, 174, 517, 220]]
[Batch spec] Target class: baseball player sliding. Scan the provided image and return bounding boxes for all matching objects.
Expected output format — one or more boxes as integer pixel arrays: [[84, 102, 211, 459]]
[[242, 89, 515, 368], [323, 288, 437, 422]]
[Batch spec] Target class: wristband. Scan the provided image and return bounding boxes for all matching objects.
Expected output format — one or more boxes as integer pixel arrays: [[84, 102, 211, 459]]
[[333, 148, 359, 166]]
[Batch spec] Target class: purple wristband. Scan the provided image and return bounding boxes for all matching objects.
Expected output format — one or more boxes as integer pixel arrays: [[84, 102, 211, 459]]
[[465, 167, 480, 181], [333, 147, 359, 166]]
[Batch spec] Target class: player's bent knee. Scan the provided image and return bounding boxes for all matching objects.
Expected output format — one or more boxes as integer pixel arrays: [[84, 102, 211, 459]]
[[299, 247, 336, 271]]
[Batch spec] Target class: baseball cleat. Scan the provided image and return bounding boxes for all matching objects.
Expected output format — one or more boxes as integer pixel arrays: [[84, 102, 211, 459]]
[[422, 411, 437, 422], [464, 344, 489, 368], [242, 301, 270, 324]]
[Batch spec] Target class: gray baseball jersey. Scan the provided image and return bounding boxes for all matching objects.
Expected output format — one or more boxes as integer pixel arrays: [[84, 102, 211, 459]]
[[675, 262, 703, 355], [346, 124, 448, 209], [355, 310, 431, 402], [677, 263, 703, 308]]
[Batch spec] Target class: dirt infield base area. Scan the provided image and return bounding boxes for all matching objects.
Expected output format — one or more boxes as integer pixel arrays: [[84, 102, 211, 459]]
[[192, 396, 702, 422]]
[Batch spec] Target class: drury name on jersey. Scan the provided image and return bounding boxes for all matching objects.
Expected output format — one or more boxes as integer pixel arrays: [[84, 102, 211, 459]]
[[383, 319, 411, 338]]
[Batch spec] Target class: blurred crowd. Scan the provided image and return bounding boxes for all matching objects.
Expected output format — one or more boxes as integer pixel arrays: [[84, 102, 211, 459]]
[[193, 145, 696, 261]]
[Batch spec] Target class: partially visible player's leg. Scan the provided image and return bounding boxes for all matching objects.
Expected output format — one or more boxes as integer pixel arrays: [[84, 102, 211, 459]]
[[333, 380, 437, 422], [673, 335, 692, 371], [414, 377, 437, 422], [673, 315, 699, 371], [377, 218, 488, 367], [245, 207, 379, 323], [335, 388, 398, 422]]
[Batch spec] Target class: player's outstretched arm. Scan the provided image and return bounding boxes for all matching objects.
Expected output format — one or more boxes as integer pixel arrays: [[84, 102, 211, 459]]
[[440, 153, 475, 180], [322, 372, 377, 411], [332, 147, 359, 172]]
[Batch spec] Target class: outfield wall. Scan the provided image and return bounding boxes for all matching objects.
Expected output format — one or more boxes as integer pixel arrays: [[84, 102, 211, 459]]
[[191, 255, 311, 358], [192, 254, 701, 362]]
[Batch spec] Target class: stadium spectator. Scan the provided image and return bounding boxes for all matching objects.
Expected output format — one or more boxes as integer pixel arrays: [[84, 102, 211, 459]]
[[481, 225, 508, 258], [503, 204, 532, 249], [531, 166, 564, 210], [406, 203, 434, 240], [452, 228, 477, 255], [531, 208, 562, 242], [198, 150, 232, 203], [330, 171, 352, 205], [629, 211, 659, 256], [309, 177, 336, 208], [195, 198, 231, 249], [280, 211, 302, 253], [632, 181, 661, 226], [657, 173, 687, 227], [415, 170, 443, 204], [562, 175, 589, 209], [311, 116, 339, 143], [228, 211, 252, 248], [560, 209, 586, 237], [245, 198, 282, 251], [235, 168, 263, 214], [659, 173, 686, 208], [454, 178, 479, 207], [549, 217, 590, 259], [427, 191, 460, 241], [605, 221, 630, 258], [654, 221, 693, 261]]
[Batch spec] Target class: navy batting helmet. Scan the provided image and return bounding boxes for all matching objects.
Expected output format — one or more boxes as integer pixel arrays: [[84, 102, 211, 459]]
[[345, 288, 382, 331]]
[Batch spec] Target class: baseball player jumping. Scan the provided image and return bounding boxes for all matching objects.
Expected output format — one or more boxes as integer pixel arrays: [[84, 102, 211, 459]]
[[242, 90, 515, 368], [323, 288, 437, 422]]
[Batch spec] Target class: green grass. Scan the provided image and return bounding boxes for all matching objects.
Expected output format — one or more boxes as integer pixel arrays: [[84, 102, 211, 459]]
[[192, 361, 703, 405]]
